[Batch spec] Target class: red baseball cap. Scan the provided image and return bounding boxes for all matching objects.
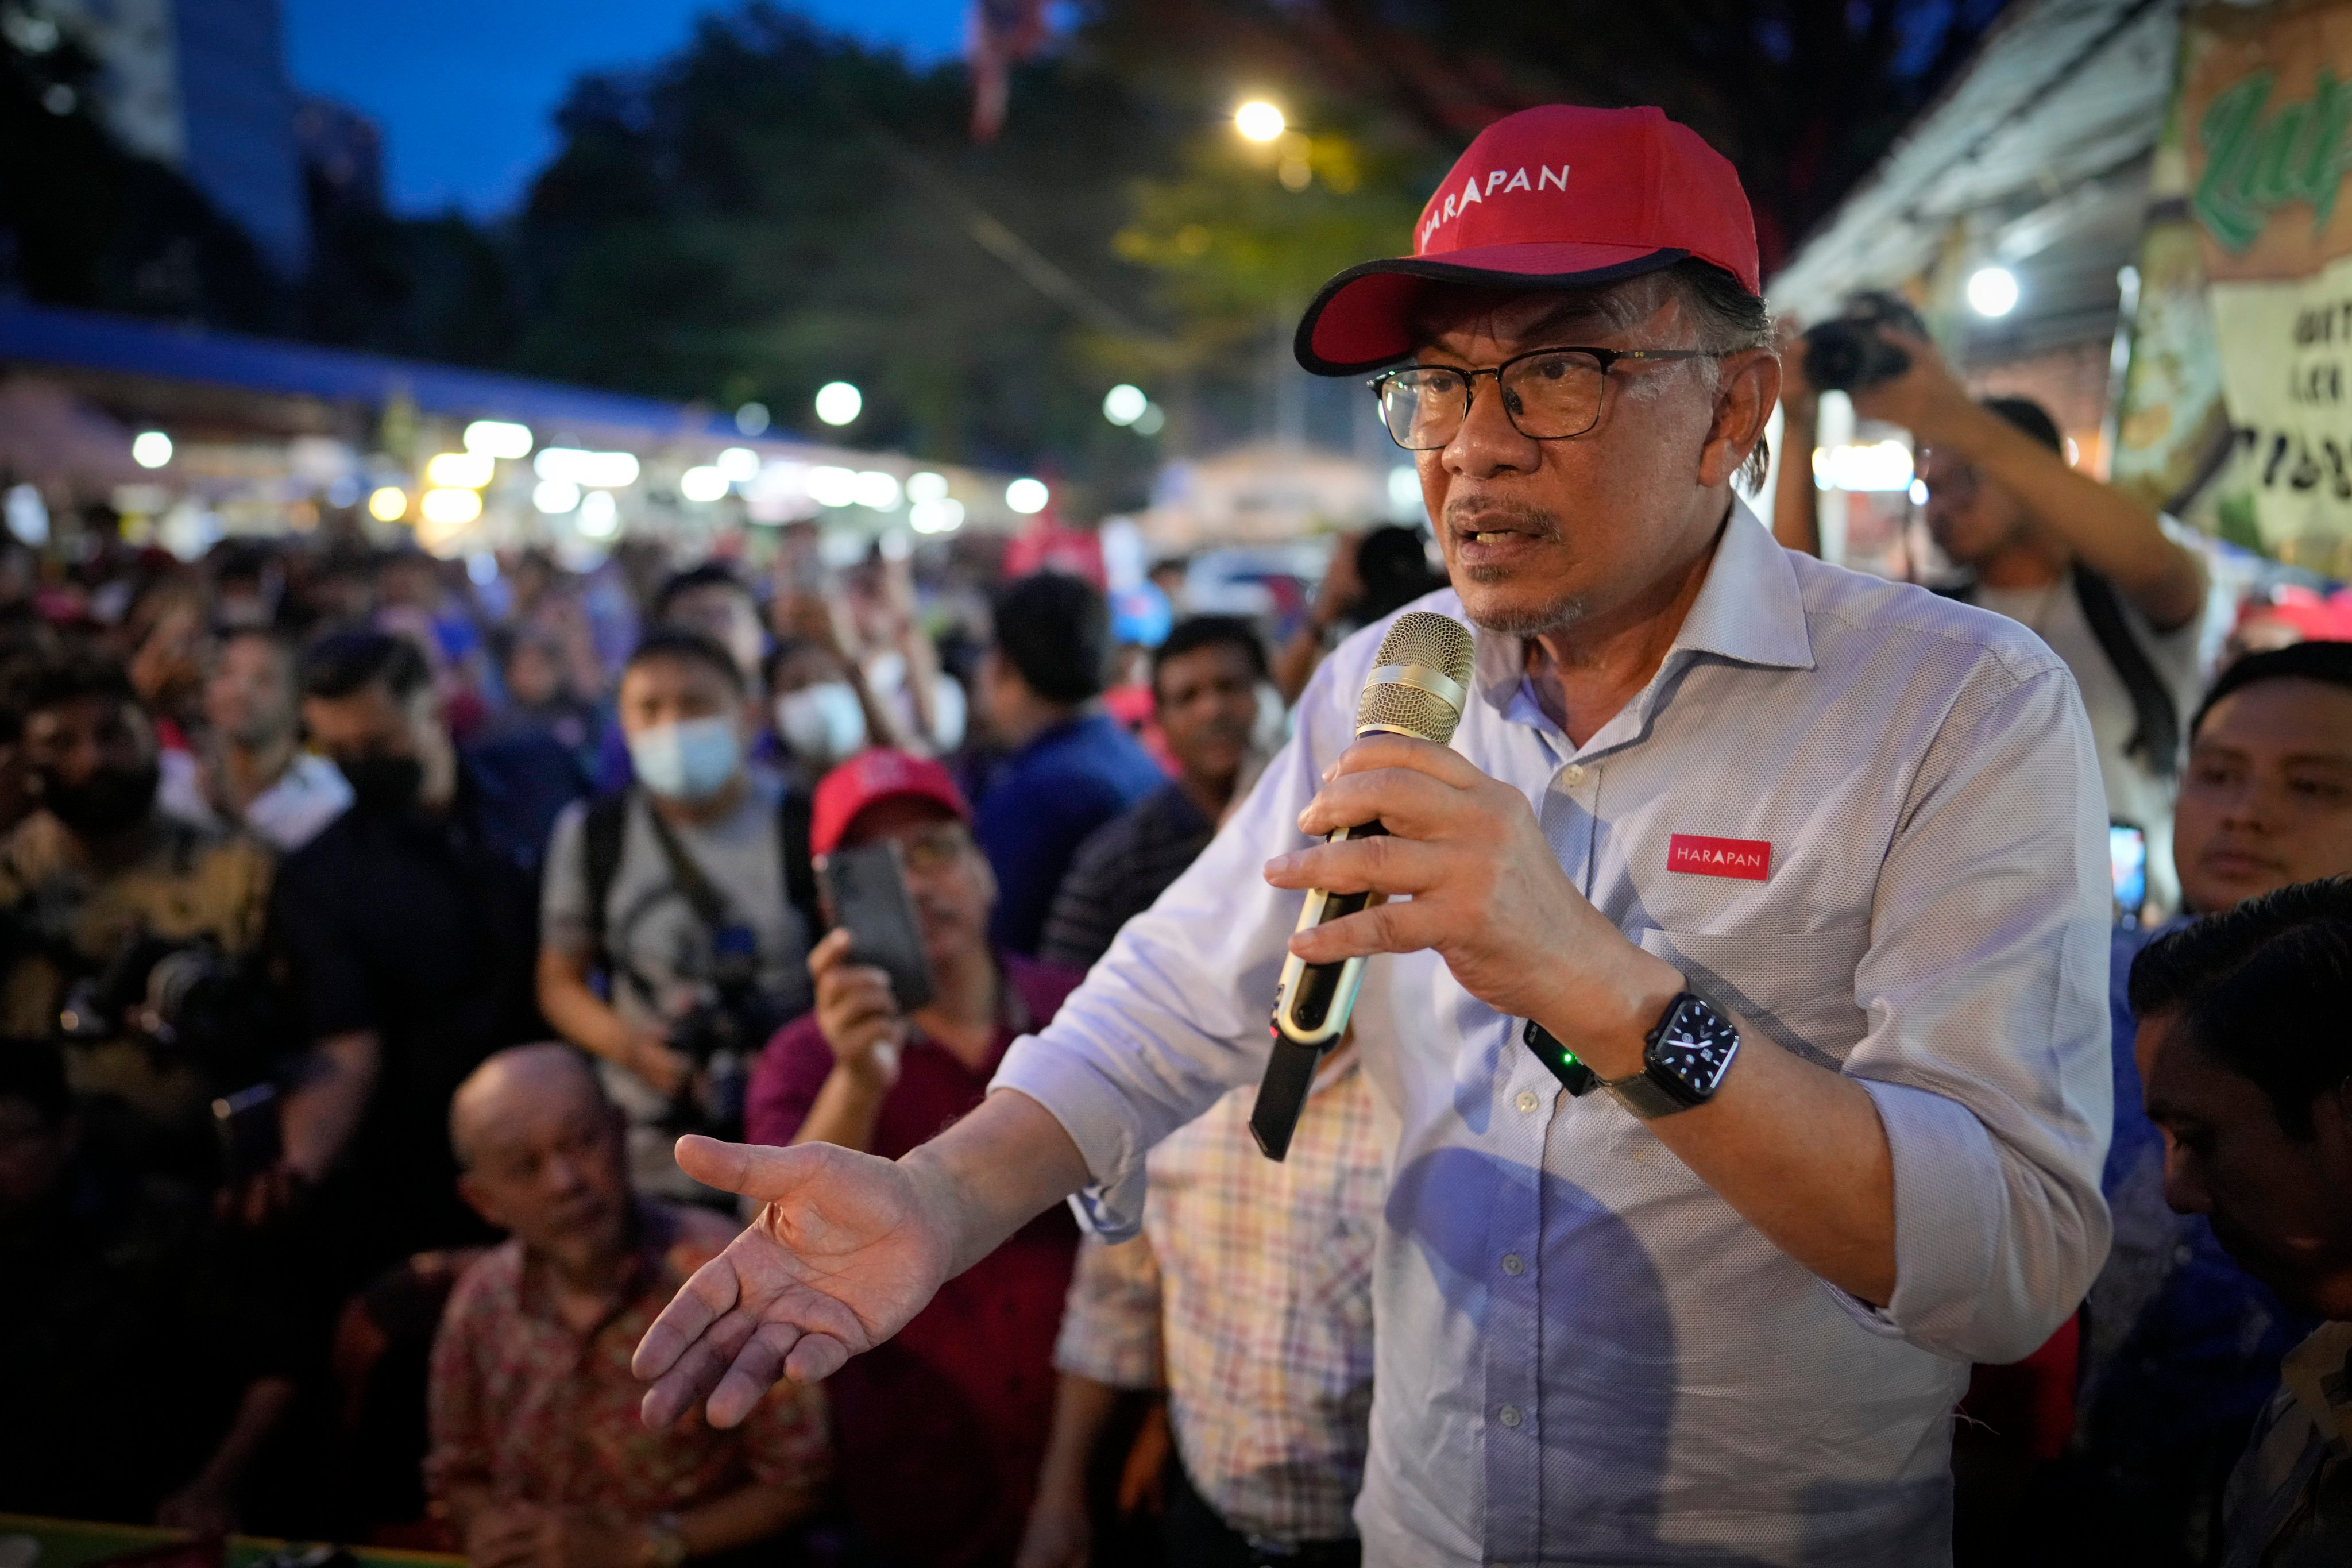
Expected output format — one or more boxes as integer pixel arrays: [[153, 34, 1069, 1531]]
[[1294, 105, 1760, 376], [810, 748, 971, 858]]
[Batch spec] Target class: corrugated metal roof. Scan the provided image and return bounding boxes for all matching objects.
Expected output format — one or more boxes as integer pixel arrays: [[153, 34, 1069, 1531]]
[[1769, 0, 2181, 339]]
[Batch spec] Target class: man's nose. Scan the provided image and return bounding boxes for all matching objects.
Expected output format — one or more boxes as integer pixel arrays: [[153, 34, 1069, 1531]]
[[1442, 379, 1541, 479], [2161, 1147, 2213, 1216]]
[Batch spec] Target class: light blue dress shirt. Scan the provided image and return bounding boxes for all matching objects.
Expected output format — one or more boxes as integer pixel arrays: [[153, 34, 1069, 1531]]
[[993, 503, 2114, 1566]]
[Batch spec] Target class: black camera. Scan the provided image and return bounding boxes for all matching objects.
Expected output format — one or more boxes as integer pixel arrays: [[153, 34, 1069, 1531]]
[[664, 923, 787, 1135], [1801, 292, 1930, 393], [60, 934, 236, 1048]]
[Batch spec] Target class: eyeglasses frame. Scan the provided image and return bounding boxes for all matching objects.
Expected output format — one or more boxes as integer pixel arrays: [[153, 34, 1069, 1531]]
[[1368, 345, 1718, 451]]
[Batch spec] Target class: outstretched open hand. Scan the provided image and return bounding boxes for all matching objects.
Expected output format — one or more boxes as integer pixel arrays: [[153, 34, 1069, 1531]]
[[632, 1134, 952, 1430]]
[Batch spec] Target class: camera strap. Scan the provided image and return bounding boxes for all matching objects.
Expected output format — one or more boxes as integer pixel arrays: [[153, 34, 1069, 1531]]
[[640, 793, 737, 935]]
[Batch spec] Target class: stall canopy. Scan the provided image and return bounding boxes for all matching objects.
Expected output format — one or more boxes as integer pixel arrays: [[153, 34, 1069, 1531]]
[[1770, 0, 2179, 362], [0, 298, 755, 450]]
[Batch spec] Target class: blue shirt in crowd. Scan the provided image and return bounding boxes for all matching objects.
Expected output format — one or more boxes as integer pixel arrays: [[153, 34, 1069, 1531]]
[[974, 710, 1164, 956], [2076, 925, 2316, 1496]]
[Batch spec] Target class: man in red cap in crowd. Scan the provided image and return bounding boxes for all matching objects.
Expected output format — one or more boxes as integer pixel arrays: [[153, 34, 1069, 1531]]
[[639, 106, 2112, 1564], [743, 748, 1084, 1567]]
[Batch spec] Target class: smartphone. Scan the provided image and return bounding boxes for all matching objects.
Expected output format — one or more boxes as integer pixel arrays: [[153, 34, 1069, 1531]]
[[817, 840, 937, 1013], [212, 1081, 281, 1185], [2110, 821, 2148, 927]]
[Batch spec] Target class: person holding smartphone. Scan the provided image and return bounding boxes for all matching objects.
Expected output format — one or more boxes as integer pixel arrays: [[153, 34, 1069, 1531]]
[[744, 747, 1086, 1568]]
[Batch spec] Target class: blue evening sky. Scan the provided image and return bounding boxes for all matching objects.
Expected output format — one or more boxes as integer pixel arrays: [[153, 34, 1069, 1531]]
[[283, 1, 969, 217]]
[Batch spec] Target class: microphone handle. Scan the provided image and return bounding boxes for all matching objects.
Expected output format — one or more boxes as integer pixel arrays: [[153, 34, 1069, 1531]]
[[1250, 820, 1387, 1161]]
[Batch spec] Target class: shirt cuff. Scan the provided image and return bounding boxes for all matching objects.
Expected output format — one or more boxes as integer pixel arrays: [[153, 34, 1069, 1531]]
[[992, 1032, 1151, 1241], [1860, 1076, 2005, 1357]]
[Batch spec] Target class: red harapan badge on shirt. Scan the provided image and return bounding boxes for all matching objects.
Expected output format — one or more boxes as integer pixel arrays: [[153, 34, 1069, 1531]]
[[1667, 833, 1772, 882]]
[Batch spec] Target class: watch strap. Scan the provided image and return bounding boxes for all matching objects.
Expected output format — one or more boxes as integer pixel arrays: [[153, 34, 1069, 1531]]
[[1599, 1064, 1693, 1120]]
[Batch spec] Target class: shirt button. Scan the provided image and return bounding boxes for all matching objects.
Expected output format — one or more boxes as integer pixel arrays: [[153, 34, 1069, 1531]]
[[1515, 1090, 1540, 1114], [1498, 1405, 1523, 1429], [1561, 764, 1586, 787], [1501, 1252, 1525, 1277]]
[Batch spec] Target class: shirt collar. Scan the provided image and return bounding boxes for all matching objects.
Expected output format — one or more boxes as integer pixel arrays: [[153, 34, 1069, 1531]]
[[1471, 496, 1814, 713], [2280, 1320, 2352, 1451]]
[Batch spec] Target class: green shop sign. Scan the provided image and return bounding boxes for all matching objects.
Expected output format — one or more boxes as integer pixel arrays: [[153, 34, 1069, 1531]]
[[2195, 67, 2352, 252]]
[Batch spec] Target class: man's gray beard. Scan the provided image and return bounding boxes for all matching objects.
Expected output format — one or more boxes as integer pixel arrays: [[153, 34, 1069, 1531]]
[[1463, 589, 1590, 638]]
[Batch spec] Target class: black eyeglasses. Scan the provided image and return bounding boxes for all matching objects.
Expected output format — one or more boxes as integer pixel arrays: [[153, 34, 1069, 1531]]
[[1369, 346, 1715, 451]]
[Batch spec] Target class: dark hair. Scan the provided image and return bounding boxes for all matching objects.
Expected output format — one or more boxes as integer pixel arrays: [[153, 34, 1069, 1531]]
[[624, 627, 746, 694], [2129, 878, 2352, 1138], [652, 562, 754, 624], [1152, 615, 1268, 695], [0, 1042, 72, 1129], [2193, 640, 2352, 739], [24, 652, 138, 717], [993, 572, 1110, 705], [1353, 527, 1448, 623], [302, 629, 431, 702], [215, 623, 296, 663], [1982, 396, 2064, 454]]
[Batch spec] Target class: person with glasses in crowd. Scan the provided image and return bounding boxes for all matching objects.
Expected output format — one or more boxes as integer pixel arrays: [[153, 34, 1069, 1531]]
[[744, 749, 1086, 1567], [634, 104, 2111, 1565], [1783, 330, 2208, 916]]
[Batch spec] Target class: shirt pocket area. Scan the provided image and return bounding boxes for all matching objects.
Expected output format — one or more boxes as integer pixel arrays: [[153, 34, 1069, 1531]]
[[1633, 925, 1869, 1068]]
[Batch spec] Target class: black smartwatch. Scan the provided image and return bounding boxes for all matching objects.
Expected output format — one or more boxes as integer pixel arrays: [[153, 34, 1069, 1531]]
[[1600, 991, 1741, 1119]]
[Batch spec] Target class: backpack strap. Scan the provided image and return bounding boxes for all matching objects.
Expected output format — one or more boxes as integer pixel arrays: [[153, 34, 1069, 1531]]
[[580, 789, 632, 967], [2071, 566, 2184, 780]]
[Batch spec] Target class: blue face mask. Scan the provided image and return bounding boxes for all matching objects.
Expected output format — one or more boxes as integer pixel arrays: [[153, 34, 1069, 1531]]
[[629, 716, 741, 801]]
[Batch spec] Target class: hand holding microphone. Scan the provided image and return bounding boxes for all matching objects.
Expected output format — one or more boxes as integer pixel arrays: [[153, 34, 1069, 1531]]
[[1252, 613, 1685, 1157]]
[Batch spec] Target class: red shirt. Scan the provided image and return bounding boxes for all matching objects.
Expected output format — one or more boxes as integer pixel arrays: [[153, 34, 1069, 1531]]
[[746, 952, 1084, 1568]]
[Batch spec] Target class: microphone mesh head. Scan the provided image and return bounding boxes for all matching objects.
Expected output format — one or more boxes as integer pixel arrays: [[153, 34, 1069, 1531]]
[[1355, 611, 1476, 744]]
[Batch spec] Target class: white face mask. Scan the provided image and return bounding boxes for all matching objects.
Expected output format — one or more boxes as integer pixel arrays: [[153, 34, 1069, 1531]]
[[628, 716, 741, 801], [775, 682, 867, 765]]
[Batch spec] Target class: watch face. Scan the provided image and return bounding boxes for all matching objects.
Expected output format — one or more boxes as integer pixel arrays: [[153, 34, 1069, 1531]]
[[1652, 998, 1739, 1099]]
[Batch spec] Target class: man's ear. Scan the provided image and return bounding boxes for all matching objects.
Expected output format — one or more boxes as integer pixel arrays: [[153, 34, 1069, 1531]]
[[457, 1170, 507, 1233], [1700, 349, 1782, 490]]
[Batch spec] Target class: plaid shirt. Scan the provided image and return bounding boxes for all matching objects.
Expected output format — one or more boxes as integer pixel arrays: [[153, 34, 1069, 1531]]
[[1053, 1060, 1381, 1543], [2223, 1322, 2352, 1568]]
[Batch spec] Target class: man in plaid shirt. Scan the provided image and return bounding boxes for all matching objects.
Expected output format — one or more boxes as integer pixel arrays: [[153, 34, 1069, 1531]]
[[1017, 1054, 1382, 1566]]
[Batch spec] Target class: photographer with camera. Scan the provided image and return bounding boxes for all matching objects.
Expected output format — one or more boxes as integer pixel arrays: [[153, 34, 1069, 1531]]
[[1786, 302, 2208, 914], [0, 652, 273, 1181], [539, 629, 816, 1200]]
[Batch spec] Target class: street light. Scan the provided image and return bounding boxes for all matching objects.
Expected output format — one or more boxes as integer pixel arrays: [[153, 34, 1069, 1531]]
[[1102, 384, 1148, 426], [1006, 477, 1049, 515], [1967, 265, 2020, 318], [132, 431, 173, 468], [1235, 101, 1285, 142], [814, 381, 863, 426], [367, 486, 407, 523]]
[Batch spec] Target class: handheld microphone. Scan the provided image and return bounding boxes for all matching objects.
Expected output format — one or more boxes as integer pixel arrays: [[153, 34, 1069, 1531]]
[[1250, 610, 1475, 1160]]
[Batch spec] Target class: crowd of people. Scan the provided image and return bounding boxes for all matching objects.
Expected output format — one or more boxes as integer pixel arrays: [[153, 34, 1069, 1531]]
[[3, 112, 2352, 1568]]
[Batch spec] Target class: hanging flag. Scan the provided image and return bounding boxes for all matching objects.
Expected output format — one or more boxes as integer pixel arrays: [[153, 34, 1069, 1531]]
[[967, 0, 1049, 142]]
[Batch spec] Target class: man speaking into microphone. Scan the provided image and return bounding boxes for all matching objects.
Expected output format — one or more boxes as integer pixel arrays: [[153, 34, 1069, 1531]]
[[634, 106, 2112, 1565]]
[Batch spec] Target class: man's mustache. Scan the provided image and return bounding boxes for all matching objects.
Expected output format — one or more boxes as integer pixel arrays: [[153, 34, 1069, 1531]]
[[1442, 497, 1564, 539]]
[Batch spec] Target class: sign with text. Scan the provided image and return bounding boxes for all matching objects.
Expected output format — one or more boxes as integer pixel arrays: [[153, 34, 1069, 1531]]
[[2183, 0, 2352, 568]]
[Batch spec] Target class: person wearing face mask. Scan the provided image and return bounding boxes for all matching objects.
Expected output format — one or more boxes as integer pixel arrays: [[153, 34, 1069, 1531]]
[[539, 629, 817, 1199], [0, 652, 273, 1179], [745, 748, 1084, 1568], [766, 637, 881, 781], [266, 631, 586, 1288]]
